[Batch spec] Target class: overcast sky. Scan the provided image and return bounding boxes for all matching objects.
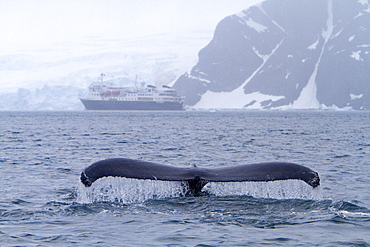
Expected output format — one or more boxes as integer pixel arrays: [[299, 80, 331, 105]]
[[0, 0, 262, 52]]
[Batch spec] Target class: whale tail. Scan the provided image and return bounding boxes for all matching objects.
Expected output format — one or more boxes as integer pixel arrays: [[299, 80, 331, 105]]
[[80, 158, 320, 195]]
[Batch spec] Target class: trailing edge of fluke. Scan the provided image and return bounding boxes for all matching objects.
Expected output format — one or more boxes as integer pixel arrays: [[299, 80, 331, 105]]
[[80, 158, 320, 195]]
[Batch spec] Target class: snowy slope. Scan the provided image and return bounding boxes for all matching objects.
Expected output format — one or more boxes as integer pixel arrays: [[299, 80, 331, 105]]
[[173, 0, 370, 110]]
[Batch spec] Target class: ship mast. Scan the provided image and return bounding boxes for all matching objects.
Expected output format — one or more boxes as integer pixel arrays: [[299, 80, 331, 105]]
[[135, 75, 138, 90], [100, 73, 105, 85]]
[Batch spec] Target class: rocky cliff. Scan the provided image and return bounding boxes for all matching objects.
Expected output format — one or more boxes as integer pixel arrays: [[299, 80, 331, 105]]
[[174, 0, 370, 110]]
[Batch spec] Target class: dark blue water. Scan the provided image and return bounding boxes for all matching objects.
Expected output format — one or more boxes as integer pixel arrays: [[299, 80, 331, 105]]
[[1, 111, 370, 246]]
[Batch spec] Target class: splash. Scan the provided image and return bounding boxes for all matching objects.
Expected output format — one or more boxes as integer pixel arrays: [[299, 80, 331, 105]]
[[204, 180, 322, 200], [76, 177, 188, 204], [77, 177, 322, 204]]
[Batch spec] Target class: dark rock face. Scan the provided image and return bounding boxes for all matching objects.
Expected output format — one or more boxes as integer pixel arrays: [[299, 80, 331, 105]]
[[173, 0, 370, 109]]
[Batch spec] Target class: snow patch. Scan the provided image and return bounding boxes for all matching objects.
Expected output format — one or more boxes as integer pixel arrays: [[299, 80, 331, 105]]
[[235, 10, 247, 19], [350, 93, 364, 100], [245, 18, 268, 33], [252, 46, 268, 59], [334, 50, 345, 55], [187, 74, 211, 84], [307, 36, 319, 50], [355, 12, 363, 18], [333, 29, 343, 38], [193, 90, 284, 109], [321, 0, 334, 41], [358, 0, 369, 5], [350, 51, 363, 61], [358, 0, 370, 12], [292, 71, 320, 109]]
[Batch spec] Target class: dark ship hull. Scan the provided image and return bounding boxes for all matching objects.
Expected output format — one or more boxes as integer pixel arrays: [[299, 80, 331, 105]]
[[80, 99, 184, 110]]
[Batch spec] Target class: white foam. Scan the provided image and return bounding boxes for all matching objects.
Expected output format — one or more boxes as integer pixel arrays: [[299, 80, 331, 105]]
[[336, 210, 370, 219]]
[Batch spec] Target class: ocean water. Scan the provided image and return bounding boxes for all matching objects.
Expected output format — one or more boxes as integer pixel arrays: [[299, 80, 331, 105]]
[[1, 110, 369, 246]]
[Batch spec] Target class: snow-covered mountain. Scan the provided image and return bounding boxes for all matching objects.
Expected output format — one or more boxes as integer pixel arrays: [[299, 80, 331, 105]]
[[0, 32, 211, 110], [173, 0, 370, 110]]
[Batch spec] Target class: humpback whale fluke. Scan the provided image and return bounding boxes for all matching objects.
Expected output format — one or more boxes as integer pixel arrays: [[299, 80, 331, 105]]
[[80, 158, 320, 195]]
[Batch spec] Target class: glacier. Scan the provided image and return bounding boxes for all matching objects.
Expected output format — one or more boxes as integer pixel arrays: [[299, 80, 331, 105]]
[[0, 32, 211, 110]]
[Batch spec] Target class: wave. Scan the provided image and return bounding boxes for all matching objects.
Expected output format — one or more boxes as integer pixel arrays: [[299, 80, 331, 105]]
[[1, 194, 369, 235]]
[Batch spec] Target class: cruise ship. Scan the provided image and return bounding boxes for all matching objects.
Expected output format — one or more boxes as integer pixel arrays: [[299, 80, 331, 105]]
[[80, 74, 185, 110]]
